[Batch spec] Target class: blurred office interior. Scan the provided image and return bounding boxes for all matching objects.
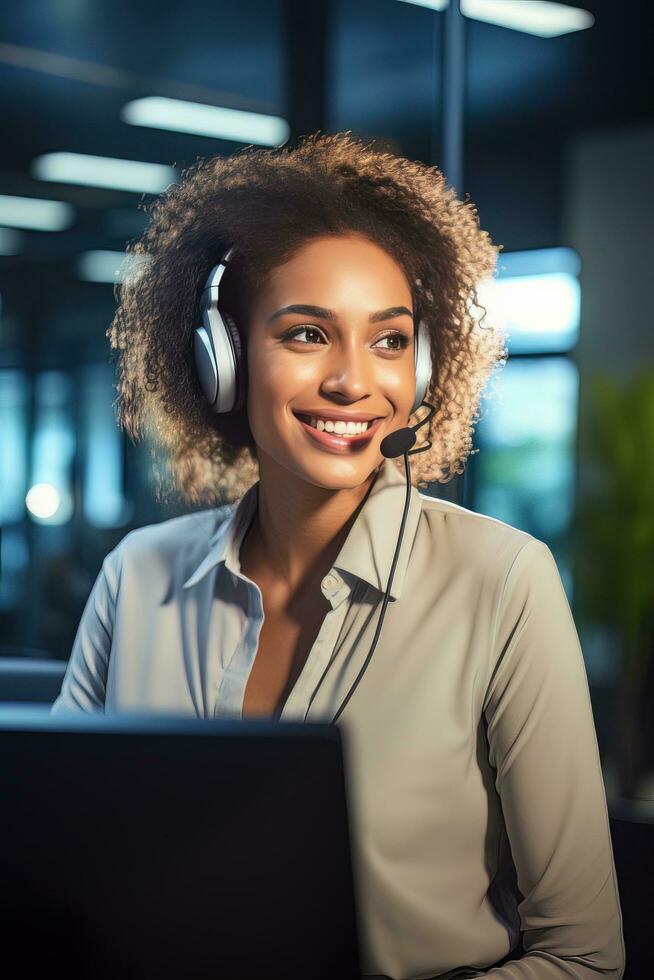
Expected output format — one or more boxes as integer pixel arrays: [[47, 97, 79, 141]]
[[0, 2, 652, 967]]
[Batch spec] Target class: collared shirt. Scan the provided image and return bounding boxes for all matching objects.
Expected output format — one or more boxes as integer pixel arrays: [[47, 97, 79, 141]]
[[51, 458, 625, 980]]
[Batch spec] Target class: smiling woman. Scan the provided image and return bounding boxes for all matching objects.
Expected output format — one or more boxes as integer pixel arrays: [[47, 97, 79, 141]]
[[54, 130, 625, 980], [108, 130, 508, 505]]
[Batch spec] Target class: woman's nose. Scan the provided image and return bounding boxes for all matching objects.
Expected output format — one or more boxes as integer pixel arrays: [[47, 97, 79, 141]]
[[320, 341, 373, 398]]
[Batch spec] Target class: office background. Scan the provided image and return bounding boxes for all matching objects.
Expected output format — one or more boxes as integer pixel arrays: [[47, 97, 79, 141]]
[[0, 3, 652, 965]]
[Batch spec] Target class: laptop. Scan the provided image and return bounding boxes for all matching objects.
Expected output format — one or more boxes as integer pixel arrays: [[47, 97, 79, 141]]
[[0, 708, 363, 980]]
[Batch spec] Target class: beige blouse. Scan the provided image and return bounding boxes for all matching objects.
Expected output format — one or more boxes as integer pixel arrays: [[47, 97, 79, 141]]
[[51, 457, 626, 980]]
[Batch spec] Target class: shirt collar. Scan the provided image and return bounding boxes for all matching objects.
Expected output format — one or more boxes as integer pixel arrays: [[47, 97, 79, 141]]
[[182, 485, 258, 590], [182, 457, 423, 600]]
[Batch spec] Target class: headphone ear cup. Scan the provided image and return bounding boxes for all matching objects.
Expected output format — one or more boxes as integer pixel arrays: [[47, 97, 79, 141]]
[[222, 311, 247, 412], [412, 319, 433, 415]]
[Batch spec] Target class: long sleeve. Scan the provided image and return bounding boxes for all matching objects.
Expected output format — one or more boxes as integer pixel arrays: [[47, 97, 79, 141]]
[[50, 552, 118, 715], [480, 539, 626, 980]]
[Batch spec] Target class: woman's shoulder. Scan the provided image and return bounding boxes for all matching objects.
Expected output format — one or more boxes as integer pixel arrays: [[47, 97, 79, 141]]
[[118, 504, 233, 553], [102, 504, 235, 587], [414, 489, 539, 573]]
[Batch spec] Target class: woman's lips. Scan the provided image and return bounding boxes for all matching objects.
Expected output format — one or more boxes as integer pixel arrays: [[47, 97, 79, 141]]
[[294, 413, 383, 451]]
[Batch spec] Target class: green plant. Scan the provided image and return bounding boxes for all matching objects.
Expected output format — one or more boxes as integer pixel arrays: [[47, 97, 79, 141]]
[[573, 368, 654, 800]]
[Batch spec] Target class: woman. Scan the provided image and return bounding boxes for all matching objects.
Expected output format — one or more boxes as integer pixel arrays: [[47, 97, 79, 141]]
[[51, 132, 625, 980]]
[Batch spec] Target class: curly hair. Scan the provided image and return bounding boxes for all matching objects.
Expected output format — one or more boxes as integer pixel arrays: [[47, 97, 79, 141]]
[[108, 130, 508, 505]]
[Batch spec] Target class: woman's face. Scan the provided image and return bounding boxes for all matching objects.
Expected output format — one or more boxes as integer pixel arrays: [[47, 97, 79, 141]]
[[245, 233, 417, 490]]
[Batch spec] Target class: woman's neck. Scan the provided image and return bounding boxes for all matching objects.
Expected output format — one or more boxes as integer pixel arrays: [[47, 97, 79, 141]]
[[241, 451, 380, 595]]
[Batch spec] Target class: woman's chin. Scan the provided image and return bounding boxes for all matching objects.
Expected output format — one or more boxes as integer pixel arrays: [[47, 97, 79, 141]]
[[292, 454, 382, 491]]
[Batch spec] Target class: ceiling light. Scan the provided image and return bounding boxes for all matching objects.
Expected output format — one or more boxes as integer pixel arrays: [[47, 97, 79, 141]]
[[76, 249, 151, 284], [0, 194, 75, 231], [396, 0, 447, 10], [32, 152, 177, 194], [462, 0, 593, 37], [121, 96, 290, 146], [396, 0, 594, 37]]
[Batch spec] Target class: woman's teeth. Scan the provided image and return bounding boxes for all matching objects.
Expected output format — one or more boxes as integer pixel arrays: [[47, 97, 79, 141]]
[[306, 416, 370, 436]]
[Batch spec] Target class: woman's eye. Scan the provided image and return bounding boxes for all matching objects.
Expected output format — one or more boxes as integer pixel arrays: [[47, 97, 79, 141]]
[[374, 333, 410, 351], [284, 327, 410, 351], [285, 326, 325, 344]]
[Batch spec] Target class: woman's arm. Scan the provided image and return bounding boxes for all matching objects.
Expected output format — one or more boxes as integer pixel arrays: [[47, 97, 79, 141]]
[[50, 550, 119, 715], [481, 539, 626, 980]]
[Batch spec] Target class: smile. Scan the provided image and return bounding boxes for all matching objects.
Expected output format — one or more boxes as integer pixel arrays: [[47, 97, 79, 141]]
[[293, 412, 383, 451]]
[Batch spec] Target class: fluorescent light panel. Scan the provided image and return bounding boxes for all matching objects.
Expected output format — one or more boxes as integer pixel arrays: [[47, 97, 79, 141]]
[[480, 356, 579, 446], [32, 152, 177, 193], [121, 96, 290, 146], [488, 273, 581, 353], [396, 0, 447, 10], [463, 0, 593, 37], [497, 247, 581, 279], [77, 249, 150, 284], [397, 0, 594, 37], [476, 246, 582, 355], [0, 194, 75, 231]]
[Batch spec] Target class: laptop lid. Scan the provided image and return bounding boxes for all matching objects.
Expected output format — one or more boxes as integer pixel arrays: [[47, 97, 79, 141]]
[[0, 709, 363, 980]]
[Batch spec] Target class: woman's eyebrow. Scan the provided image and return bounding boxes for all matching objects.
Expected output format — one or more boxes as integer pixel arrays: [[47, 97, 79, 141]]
[[267, 303, 414, 324]]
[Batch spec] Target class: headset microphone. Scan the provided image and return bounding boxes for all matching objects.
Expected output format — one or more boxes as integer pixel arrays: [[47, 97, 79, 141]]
[[379, 426, 416, 458]]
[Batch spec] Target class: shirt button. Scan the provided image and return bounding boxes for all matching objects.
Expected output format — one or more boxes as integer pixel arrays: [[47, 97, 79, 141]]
[[322, 574, 337, 591]]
